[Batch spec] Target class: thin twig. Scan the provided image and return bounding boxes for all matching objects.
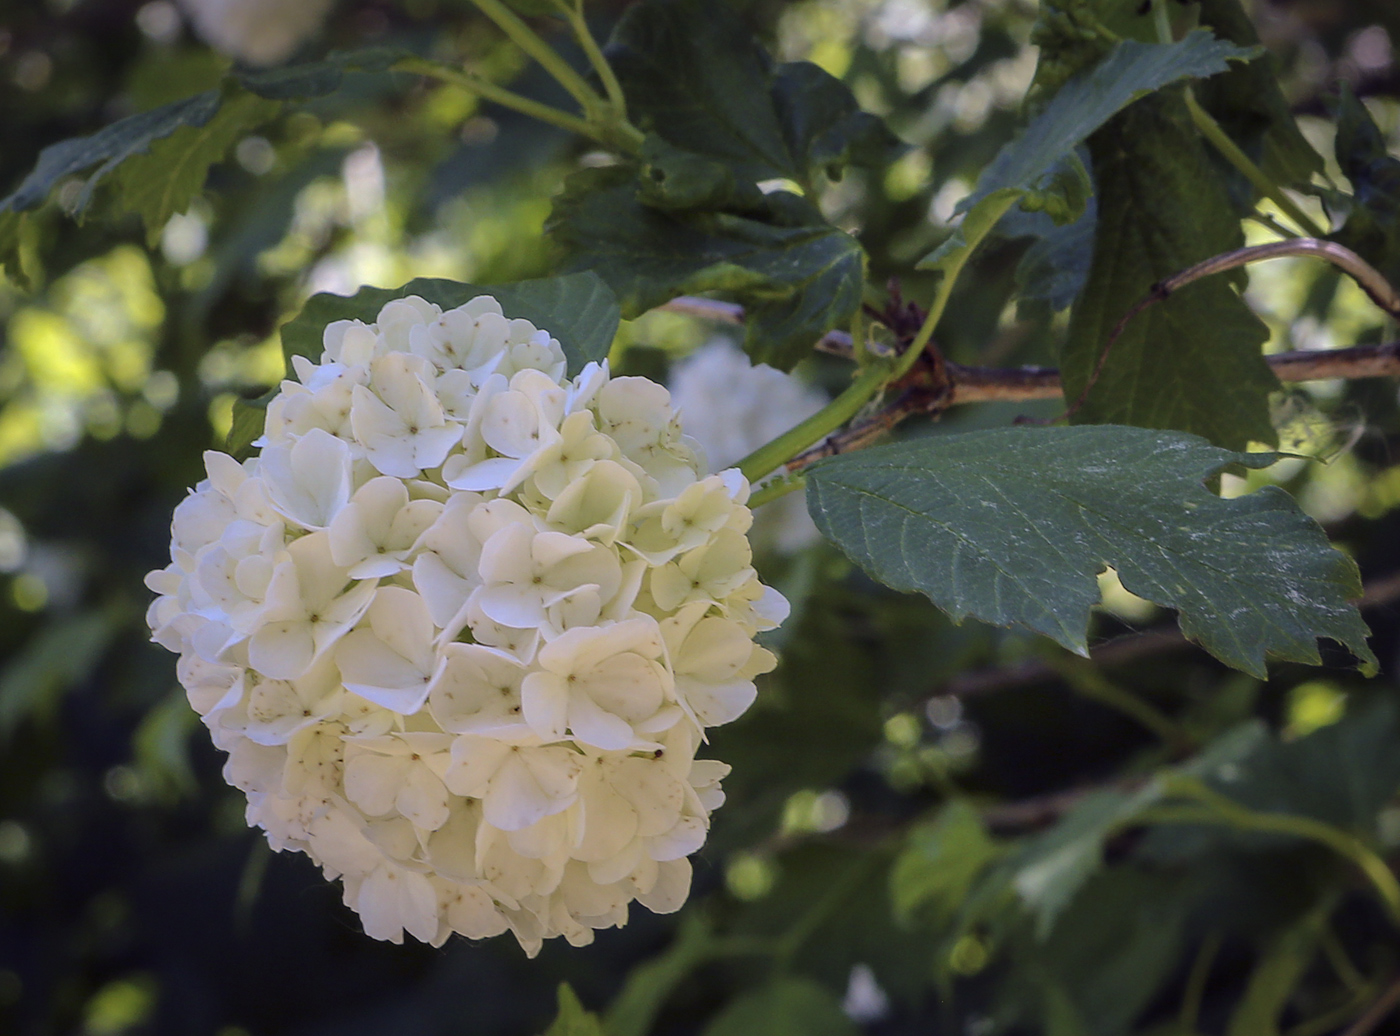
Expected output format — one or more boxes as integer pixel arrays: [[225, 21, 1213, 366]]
[[1060, 239, 1400, 423], [659, 296, 1400, 411]]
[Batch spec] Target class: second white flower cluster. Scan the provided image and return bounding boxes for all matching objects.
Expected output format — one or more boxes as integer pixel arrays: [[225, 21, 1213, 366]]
[[146, 294, 787, 954]]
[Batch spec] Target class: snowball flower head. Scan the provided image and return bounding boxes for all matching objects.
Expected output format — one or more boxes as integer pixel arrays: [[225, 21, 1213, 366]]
[[146, 293, 787, 954], [177, 0, 334, 66], [669, 338, 827, 554]]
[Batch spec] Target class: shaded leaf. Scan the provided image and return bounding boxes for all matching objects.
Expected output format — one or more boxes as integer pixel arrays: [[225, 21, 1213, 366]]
[[1329, 86, 1400, 290], [701, 976, 858, 1036], [114, 88, 281, 246], [804, 426, 1374, 677], [963, 30, 1255, 219], [548, 166, 862, 369], [1194, 0, 1323, 208], [1061, 91, 1277, 449], [608, 0, 898, 185], [0, 49, 402, 256]]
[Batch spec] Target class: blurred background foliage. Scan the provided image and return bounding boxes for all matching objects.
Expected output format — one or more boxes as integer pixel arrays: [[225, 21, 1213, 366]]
[[2, 0, 1400, 1034]]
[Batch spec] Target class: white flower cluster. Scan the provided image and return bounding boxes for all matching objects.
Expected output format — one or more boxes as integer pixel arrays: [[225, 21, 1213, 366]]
[[177, 0, 334, 66], [146, 294, 787, 954], [669, 339, 827, 555]]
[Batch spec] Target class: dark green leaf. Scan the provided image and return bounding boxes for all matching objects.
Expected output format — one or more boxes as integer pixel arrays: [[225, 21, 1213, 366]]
[[1061, 91, 1277, 449], [278, 273, 620, 376], [548, 167, 863, 369], [963, 30, 1256, 219], [540, 984, 605, 1036], [1199, 696, 1400, 833], [226, 387, 278, 461], [237, 47, 407, 101], [608, 0, 898, 184], [0, 48, 403, 255], [804, 426, 1375, 677], [1194, 0, 1323, 208], [1329, 86, 1400, 289], [701, 976, 858, 1036], [1, 90, 224, 216], [114, 88, 281, 246], [1012, 201, 1097, 312]]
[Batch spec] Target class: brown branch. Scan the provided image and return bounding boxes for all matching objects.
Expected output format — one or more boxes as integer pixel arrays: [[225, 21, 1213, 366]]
[[659, 298, 1400, 411]]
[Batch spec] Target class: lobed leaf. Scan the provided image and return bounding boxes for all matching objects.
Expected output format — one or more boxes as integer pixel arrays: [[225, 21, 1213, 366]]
[[0, 49, 402, 270], [962, 30, 1256, 219], [548, 167, 862, 370], [804, 426, 1374, 678], [608, 0, 899, 186], [1061, 91, 1277, 449]]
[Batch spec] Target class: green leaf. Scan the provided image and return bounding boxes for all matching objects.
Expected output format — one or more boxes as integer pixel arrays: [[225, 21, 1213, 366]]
[[114, 87, 281, 246], [1193, 0, 1323, 207], [1197, 696, 1400, 834], [963, 30, 1256, 219], [922, 32, 1251, 310], [701, 977, 858, 1036], [279, 273, 620, 375], [891, 800, 1006, 924], [548, 166, 863, 369], [804, 425, 1375, 678], [608, 0, 898, 185], [1061, 91, 1277, 449], [541, 984, 605, 1036], [1329, 86, 1400, 289], [226, 387, 278, 461], [0, 49, 401, 254], [1, 89, 224, 216]]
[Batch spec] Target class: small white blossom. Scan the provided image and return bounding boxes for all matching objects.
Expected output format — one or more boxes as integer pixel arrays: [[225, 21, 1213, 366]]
[[147, 292, 785, 954]]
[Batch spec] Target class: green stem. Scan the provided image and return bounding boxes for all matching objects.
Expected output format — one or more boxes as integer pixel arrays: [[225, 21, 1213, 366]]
[[748, 473, 806, 508], [395, 57, 598, 139], [1179, 931, 1222, 1034], [561, 3, 629, 119], [892, 192, 1019, 386], [1148, 0, 1324, 237], [737, 361, 892, 483], [1142, 777, 1400, 925], [1183, 89, 1327, 237], [470, 0, 604, 117]]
